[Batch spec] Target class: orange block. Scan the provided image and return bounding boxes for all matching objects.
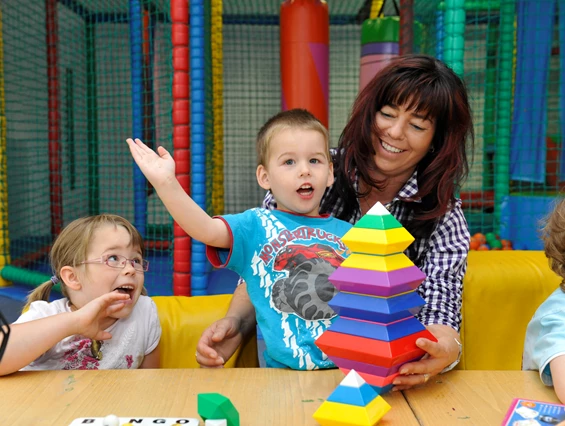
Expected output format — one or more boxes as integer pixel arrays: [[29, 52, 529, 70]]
[[316, 330, 437, 368]]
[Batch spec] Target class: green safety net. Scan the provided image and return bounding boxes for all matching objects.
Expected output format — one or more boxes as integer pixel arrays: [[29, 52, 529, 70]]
[[1, 0, 564, 299]]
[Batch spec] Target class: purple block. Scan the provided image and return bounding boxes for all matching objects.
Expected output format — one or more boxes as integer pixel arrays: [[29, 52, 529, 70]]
[[329, 266, 425, 297], [329, 355, 422, 377]]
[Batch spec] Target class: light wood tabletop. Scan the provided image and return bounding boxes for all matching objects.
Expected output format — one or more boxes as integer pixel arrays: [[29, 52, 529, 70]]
[[0, 368, 417, 426], [1, 369, 560, 425], [404, 370, 561, 425]]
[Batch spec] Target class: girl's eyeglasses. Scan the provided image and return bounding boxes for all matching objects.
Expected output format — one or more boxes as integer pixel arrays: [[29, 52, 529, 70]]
[[81, 254, 149, 272]]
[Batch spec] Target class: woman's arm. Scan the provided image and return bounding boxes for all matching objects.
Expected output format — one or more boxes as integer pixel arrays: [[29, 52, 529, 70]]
[[392, 201, 469, 390]]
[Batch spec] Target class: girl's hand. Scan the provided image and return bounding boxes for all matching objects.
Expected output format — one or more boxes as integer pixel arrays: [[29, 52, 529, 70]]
[[73, 292, 131, 341], [126, 138, 176, 188], [392, 324, 461, 391]]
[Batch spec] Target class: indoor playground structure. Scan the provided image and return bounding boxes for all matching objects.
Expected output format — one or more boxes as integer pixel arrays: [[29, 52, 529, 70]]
[[0, 0, 564, 300]]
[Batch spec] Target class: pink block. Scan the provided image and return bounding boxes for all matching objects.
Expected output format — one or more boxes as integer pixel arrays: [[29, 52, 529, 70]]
[[329, 355, 421, 377], [329, 266, 425, 297]]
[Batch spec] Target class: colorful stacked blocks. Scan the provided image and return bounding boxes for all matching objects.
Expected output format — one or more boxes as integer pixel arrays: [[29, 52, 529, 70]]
[[313, 370, 390, 426], [316, 202, 437, 395]]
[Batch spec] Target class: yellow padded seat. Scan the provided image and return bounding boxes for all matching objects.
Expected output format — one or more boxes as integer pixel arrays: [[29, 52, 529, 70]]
[[152, 294, 259, 368], [459, 251, 560, 370]]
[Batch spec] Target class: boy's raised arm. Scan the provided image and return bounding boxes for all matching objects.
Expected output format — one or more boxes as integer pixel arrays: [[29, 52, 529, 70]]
[[127, 138, 230, 249]]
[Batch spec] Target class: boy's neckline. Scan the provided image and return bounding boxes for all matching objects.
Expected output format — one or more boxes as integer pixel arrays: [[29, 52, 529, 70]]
[[274, 208, 331, 219]]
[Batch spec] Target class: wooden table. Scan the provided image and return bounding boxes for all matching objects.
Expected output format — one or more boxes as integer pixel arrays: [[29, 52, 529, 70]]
[[404, 370, 561, 425], [0, 368, 416, 426], [0, 369, 559, 426]]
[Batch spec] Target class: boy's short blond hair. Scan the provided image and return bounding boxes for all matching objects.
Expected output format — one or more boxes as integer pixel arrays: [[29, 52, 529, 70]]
[[256, 109, 330, 167]]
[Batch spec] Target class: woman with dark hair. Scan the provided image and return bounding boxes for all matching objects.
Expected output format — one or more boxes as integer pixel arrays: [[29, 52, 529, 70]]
[[196, 54, 473, 389]]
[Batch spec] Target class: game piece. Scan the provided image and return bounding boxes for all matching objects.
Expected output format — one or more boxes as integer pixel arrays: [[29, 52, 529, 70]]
[[69, 417, 199, 425], [198, 393, 239, 426], [205, 420, 227, 426], [315, 202, 437, 393], [102, 414, 119, 426], [313, 370, 390, 426]]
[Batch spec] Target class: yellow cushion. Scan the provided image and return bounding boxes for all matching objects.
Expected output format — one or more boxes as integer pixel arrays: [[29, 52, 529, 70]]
[[152, 295, 259, 368], [459, 251, 560, 370]]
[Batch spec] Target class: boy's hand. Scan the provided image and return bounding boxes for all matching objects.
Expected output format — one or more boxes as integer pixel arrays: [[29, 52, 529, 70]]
[[196, 317, 244, 368], [126, 138, 176, 188], [74, 292, 131, 341]]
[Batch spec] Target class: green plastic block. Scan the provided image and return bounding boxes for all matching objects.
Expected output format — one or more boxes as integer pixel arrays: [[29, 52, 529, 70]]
[[355, 213, 402, 230], [197, 393, 240, 426]]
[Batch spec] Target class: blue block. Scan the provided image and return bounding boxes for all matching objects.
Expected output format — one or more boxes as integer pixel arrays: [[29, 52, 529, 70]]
[[330, 316, 425, 341], [329, 291, 425, 323], [370, 383, 393, 394], [327, 382, 378, 407]]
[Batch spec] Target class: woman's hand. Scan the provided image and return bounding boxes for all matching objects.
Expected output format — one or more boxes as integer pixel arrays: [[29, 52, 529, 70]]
[[126, 138, 176, 188], [392, 324, 461, 391], [74, 292, 131, 341], [195, 316, 244, 368]]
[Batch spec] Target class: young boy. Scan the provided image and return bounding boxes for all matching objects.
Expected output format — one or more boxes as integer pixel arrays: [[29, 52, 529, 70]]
[[127, 109, 352, 370], [523, 198, 565, 404]]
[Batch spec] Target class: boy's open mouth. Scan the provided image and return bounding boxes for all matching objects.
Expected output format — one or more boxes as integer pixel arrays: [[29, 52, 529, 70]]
[[297, 184, 313, 196]]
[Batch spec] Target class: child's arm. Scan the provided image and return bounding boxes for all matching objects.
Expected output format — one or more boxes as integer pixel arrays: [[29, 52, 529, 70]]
[[127, 138, 230, 249], [0, 292, 130, 376], [550, 355, 565, 403], [140, 344, 160, 369], [196, 283, 257, 367]]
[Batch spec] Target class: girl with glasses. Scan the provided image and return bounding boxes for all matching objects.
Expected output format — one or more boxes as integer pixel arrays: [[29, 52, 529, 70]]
[[0, 214, 161, 375]]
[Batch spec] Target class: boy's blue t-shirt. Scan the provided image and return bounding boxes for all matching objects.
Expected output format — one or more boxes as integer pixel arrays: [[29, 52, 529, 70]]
[[206, 208, 352, 370], [523, 287, 565, 385]]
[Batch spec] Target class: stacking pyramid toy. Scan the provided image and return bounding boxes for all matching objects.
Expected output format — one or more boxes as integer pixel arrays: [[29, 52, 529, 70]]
[[316, 202, 437, 394], [313, 370, 390, 426]]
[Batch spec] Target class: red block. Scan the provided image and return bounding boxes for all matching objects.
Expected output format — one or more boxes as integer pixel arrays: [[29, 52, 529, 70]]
[[316, 329, 437, 368]]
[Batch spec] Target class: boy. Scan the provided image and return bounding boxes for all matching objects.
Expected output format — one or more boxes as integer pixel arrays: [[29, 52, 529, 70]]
[[127, 109, 352, 370]]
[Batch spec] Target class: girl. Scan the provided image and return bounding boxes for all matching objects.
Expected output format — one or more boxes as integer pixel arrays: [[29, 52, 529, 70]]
[[0, 214, 161, 375]]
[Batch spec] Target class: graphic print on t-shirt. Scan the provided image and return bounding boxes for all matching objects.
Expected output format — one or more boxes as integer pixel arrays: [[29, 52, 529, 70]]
[[271, 243, 345, 320]]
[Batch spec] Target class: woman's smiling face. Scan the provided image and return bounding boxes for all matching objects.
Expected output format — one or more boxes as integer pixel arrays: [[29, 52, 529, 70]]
[[373, 103, 436, 182]]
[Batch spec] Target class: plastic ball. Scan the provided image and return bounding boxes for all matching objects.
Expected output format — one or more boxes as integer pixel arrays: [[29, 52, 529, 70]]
[[470, 237, 480, 250], [489, 240, 503, 250], [477, 244, 490, 251], [473, 233, 486, 245]]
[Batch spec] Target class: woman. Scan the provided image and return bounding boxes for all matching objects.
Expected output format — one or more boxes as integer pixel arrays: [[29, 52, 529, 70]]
[[197, 54, 473, 390]]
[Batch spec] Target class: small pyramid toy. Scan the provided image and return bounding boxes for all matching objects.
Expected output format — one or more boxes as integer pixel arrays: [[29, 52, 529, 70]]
[[313, 370, 390, 426], [316, 202, 437, 394]]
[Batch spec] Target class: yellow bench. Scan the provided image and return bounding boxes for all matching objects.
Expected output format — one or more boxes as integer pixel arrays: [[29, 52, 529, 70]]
[[154, 251, 560, 371], [460, 251, 560, 370]]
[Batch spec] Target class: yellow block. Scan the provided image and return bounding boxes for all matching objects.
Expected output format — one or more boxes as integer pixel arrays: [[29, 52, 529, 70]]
[[341, 252, 413, 272], [342, 227, 414, 255], [313, 395, 391, 426]]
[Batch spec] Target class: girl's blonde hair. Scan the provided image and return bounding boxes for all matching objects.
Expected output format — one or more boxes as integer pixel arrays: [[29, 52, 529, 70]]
[[256, 108, 330, 167], [24, 214, 146, 310], [541, 198, 565, 292]]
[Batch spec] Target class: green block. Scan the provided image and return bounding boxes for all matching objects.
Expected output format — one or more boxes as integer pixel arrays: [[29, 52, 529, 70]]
[[198, 393, 240, 426], [354, 214, 402, 230]]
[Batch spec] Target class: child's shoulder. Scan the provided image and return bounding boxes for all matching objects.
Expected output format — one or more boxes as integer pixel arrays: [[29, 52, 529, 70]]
[[535, 288, 565, 318], [15, 298, 70, 323]]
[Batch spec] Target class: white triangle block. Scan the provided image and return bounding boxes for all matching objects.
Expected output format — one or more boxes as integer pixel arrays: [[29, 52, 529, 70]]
[[340, 369, 367, 388], [366, 202, 390, 217]]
